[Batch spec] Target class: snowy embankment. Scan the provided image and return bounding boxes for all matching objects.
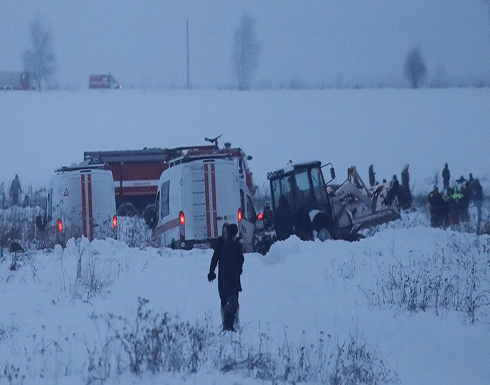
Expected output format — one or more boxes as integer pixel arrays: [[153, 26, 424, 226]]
[[1, 207, 489, 385]]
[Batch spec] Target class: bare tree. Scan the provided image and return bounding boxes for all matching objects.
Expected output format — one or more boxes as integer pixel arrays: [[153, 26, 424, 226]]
[[22, 14, 55, 91], [404, 47, 427, 89], [232, 12, 261, 90]]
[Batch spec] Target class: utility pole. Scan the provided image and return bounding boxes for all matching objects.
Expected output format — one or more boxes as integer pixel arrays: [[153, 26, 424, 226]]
[[186, 19, 190, 89]]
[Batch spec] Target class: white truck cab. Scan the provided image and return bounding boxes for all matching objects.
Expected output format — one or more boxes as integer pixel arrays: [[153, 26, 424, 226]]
[[36, 166, 117, 247], [151, 157, 257, 251]]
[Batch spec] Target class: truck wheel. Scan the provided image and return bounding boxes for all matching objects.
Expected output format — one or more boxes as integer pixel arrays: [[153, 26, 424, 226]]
[[117, 202, 138, 217], [142, 204, 156, 228], [317, 228, 332, 242]]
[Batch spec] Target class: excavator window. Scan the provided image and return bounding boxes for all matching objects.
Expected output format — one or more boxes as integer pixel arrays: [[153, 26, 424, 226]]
[[295, 171, 310, 194], [271, 176, 291, 212], [311, 167, 328, 204], [295, 171, 313, 211]]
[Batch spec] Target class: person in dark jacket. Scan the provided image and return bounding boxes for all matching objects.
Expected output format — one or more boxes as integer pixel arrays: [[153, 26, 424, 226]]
[[10, 174, 22, 206], [459, 177, 471, 222], [275, 194, 294, 241], [368, 165, 376, 187], [383, 175, 400, 207], [428, 186, 444, 228], [262, 201, 273, 230], [442, 163, 450, 192], [401, 164, 410, 189], [468, 173, 476, 199], [208, 223, 244, 331], [473, 179, 484, 232], [399, 164, 412, 210]]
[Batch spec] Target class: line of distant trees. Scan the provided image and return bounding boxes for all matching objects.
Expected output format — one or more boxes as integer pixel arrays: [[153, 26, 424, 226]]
[[18, 10, 490, 92]]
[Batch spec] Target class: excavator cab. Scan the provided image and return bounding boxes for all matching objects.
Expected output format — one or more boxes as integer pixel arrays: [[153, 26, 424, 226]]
[[267, 161, 339, 241]]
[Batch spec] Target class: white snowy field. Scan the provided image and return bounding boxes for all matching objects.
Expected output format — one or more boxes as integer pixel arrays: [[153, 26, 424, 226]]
[[0, 88, 489, 384], [0, 88, 489, 194], [0, 207, 489, 385]]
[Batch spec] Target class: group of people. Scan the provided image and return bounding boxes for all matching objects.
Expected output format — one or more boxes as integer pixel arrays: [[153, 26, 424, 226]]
[[369, 164, 413, 210], [428, 163, 484, 230]]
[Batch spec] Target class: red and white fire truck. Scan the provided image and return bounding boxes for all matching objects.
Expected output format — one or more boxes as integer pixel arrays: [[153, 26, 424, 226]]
[[82, 138, 256, 224], [36, 165, 117, 247], [151, 155, 257, 251]]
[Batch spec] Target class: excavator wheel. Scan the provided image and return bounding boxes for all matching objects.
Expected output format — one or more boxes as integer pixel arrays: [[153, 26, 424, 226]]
[[312, 213, 335, 242]]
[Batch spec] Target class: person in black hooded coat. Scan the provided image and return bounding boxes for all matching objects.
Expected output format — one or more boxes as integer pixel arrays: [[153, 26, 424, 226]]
[[208, 223, 244, 331]]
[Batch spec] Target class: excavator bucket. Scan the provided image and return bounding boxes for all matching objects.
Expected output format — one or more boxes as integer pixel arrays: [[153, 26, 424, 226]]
[[331, 166, 401, 231]]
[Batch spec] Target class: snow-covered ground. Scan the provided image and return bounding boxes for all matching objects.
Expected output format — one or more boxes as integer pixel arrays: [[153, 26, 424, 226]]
[[0, 88, 489, 384], [0, 206, 489, 385]]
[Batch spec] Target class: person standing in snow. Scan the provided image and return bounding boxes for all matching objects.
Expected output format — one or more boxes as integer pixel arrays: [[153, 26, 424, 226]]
[[208, 223, 244, 331], [458, 176, 471, 222], [442, 163, 450, 193], [428, 186, 444, 228], [368, 165, 376, 187], [9, 174, 22, 206], [449, 186, 463, 225], [275, 194, 294, 241], [383, 175, 399, 207], [467, 173, 476, 199], [262, 201, 273, 230], [401, 164, 410, 189], [398, 165, 412, 210], [473, 179, 484, 232]]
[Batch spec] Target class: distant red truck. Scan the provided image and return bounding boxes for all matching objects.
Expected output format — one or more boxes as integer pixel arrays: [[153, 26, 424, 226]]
[[0, 72, 33, 90], [89, 74, 121, 89]]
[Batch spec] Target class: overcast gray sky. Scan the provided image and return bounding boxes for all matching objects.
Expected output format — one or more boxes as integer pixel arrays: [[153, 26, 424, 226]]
[[1, 1, 490, 89]]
